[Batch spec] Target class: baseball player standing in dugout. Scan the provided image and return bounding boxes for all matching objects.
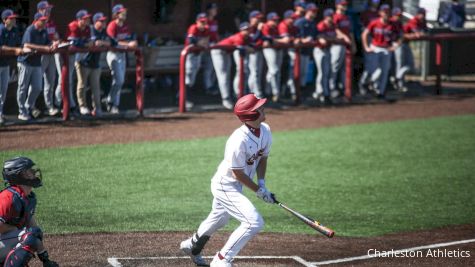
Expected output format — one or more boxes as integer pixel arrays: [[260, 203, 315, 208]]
[[180, 94, 276, 267]]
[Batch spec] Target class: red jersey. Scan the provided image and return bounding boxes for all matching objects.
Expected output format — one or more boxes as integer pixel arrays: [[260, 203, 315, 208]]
[[67, 20, 91, 42], [261, 22, 279, 39], [208, 18, 219, 43], [333, 13, 351, 35], [403, 17, 427, 34], [218, 32, 249, 46], [185, 24, 210, 46], [361, 9, 379, 27], [0, 186, 36, 228], [278, 20, 298, 38], [107, 20, 131, 41], [367, 18, 395, 48], [45, 19, 58, 41]]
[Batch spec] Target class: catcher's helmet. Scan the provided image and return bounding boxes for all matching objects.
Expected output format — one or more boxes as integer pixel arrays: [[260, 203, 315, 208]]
[[234, 94, 267, 122], [2, 157, 42, 188]]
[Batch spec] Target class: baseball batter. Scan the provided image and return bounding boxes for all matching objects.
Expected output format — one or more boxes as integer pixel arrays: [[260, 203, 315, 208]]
[[180, 94, 275, 267], [1, 157, 58, 267]]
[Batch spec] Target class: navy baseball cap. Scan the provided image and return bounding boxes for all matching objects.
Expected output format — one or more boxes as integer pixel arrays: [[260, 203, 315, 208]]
[[37, 1, 53, 10], [266, 12, 279, 21], [417, 7, 426, 14], [284, 10, 294, 19], [1, 9, 18, 20], [249, 10, 263, 20], [336, 0, 348, 5], [239, 22, 250, 31], [306, 3, 318, 12], [196, 12, 208, 22], [372, 0, 381, 3], [323, 8, 334, 17], [34, 12, 48, 21], [206, 3, 218, 10], [76, 9, 91, 20], [392, 7, 402, 16], [93, 12, 107, 23], [294, 0, 306, 8], [112, 4, 127, 14], [379, 4, 390, 12]]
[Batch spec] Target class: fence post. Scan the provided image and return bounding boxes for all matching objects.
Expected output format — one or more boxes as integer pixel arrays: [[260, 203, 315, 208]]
[[344, 45, 352, 101], [435, 40, 442, 95], [179, 47, 189, 113], [60, 51, 69, 120], [238, 51, 245, 98], [293, 47, 301, 104], [135, 49, 144, 116]]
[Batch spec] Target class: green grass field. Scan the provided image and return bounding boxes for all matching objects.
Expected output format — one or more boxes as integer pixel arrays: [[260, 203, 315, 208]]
[[1, 115, 474, 237]]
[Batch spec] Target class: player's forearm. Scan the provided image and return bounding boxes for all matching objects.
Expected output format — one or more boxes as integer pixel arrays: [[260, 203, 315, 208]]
[[256, 157, 268, 181], [232, 169, 259, 192], [24, 43, 52, 53], [0, 222, 18, 234], [361, 30, 370, 50], [1, 46, 22, 56]]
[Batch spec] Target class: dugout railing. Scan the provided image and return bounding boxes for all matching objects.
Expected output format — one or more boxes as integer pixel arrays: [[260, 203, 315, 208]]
[[178, 40, 353, 113]]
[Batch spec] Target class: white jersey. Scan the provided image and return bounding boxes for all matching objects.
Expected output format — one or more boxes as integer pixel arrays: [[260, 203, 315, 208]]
[[212, 123, 272, 189]]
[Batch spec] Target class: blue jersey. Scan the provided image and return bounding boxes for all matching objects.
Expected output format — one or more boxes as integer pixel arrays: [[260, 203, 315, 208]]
[[81, 26, 116, 69], [294, 17, 318, 55], [17, 24, 51, 66], [0, 24, 21, 67]]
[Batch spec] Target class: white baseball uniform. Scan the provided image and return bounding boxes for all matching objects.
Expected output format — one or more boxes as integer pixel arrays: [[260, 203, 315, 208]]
[[195, 122, 272, 262]]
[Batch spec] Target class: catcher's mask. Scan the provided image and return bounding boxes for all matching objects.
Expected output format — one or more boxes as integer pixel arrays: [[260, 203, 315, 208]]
[[2, 157, 43, 188]]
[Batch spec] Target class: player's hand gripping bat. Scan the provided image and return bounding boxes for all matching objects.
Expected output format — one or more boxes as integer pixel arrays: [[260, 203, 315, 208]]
[[273, 197, 335, 238]]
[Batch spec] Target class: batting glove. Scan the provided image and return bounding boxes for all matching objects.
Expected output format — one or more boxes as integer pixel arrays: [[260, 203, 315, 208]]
[[256, 187, 276, 204]]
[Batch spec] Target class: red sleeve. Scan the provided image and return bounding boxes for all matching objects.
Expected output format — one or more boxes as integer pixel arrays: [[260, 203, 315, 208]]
[[317, 21, 325, 32], [187, 25, 198, 36], [262, 24, 272, 37], [68, 23, 79, 38], [107, 21, 117, 38], [0, 191, 13, 224], [367, 20, 377, 33], [278, 22, 288, 36]]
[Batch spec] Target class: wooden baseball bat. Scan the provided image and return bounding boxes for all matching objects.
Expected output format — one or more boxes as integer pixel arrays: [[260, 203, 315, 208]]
[[275, 201, 335, 238]]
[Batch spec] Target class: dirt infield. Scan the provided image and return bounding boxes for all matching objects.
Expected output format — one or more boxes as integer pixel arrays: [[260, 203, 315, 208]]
[[2, 94, 475, 266], [1, 94, 475, 151], [28, 223, 475, 266]]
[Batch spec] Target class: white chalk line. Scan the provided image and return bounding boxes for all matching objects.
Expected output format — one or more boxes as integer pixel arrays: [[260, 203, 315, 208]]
[[107, 255, 315, 267], [311, 238, 475, 265]]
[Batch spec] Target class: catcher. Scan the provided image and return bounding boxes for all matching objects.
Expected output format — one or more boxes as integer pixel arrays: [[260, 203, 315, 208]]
[[0, 157, 58, 267]]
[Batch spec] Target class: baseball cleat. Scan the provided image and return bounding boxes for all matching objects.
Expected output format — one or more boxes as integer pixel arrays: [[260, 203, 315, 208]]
[[180, 238, 209, 266], [222, 99, 234, 110], [210, 252, 232, 267]]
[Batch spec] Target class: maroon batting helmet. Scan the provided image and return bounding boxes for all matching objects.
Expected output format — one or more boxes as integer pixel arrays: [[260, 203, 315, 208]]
[[234, 94, 267, 122]]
